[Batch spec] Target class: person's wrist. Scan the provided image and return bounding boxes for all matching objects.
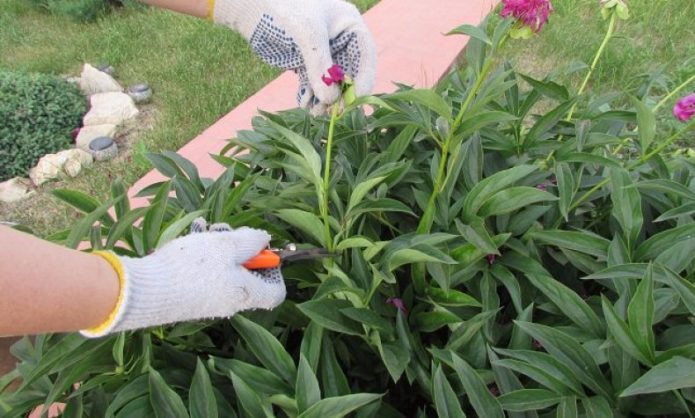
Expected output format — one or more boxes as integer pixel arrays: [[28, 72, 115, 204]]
[[81, 251, 127, 337], [81, 253, 176, 338]]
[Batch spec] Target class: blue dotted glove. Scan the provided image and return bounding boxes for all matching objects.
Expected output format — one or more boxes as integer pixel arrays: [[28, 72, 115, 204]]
[[212, 0, 377, 114]]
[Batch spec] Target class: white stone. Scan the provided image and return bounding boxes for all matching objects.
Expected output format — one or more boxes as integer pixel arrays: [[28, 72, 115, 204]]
[[83, 92, 139, 126], [0, 177, 34, 203], [61, 149, 94, 177], [79, 63, 123, 95], [75, 124, 117, 151], [29, 149, 95, 185], [29, 153, 67, 186]]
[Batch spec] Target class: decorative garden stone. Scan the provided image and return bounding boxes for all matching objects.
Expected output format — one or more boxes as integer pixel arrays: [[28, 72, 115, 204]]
[[0, 177, 34, 203], [29, 149, 94, 185], [79, 64, 123, 95], [29, 153, 66, 186], [62, 149, 94, 177], [89, 136, 114, 151], [83, 92, 138, 126], [127, 83, 153, 104], [89, 136, 118, 161], [96, 64, 115, 77], [76, 124, 117, 151]]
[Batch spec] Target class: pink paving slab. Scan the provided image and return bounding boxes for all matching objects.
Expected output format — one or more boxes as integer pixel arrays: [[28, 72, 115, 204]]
[[128, 0, 500, 207]]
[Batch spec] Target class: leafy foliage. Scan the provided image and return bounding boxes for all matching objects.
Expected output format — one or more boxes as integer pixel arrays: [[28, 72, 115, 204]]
[[27, 0, 143, 22], [2, 18, 695, 418], [0, 70, 86, 181]]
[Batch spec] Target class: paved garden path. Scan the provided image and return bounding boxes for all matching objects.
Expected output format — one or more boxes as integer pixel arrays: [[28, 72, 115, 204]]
[[128, 0, 500, 206]]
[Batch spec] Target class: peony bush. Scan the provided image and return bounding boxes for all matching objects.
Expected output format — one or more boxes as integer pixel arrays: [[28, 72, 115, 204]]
[[2, 2, 695, 417]]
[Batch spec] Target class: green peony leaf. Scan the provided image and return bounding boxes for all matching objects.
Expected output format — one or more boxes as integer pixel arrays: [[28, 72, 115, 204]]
[[148, 368, 189, 418], [190, 358, 218, 418], [621, 356, 695, 397]]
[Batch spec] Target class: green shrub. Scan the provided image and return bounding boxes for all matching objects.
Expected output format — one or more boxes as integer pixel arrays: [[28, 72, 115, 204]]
[[3, 15, 695, 418], [28, 0, 141, 22], [0, 71, 86, 182]]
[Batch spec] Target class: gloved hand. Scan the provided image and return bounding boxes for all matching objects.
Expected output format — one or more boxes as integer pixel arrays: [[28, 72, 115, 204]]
[[81, 218, 286, 338], [211, 0, 377, 115]]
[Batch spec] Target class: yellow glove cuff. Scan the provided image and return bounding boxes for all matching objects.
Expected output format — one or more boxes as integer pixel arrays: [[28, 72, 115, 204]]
[[207, 0, 216, 20], [83, 251, 126, 336]]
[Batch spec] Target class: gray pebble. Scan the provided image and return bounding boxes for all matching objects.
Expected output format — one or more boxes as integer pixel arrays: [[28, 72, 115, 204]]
[[88, 137, 118, 161], [97, 64, 115, 76], [127, 83, 153, 103], [89, 136, 114, 151]]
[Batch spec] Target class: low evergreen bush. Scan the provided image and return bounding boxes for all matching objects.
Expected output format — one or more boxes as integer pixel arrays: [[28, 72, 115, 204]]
[[28, 0, 143, 22], [0, 71, 86, 182]]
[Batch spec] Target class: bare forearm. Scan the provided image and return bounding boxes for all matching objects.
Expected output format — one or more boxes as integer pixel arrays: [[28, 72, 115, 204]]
[[138, 0, 209, 18], [0, 227, 118, 336]]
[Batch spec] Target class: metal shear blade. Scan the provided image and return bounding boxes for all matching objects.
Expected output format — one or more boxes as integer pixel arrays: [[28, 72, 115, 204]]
[[243, 244, 334, 270], [277, 246, 333, 263]]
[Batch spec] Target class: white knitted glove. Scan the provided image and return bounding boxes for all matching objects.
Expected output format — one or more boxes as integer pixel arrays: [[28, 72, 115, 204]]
[[81, 219, 286, 338], [212, 0, 377, 114]]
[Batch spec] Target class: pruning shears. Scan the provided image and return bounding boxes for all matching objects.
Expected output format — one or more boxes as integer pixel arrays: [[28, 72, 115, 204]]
[[243, 243, 334, 270]]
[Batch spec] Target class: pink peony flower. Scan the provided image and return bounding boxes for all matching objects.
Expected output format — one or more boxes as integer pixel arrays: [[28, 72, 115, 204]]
[[500, 0, 553, 33], [673, 93, 695, 122], [386, 297, 409, 315], [321, 64, 345, 86]]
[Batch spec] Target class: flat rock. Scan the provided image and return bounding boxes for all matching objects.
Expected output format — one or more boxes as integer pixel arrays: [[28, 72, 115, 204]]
[[83, 92, 139, 126], [76, 124, 117, 151], [60, 149, 94, 177], [29, 149, 95, 185], [29, 153, 67, 186], [0, 177, 34, 203], [79, 63, 123, 95]]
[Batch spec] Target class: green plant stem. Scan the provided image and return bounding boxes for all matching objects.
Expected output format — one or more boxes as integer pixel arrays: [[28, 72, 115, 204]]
[[545, 13, 617, 165], [453, 58, 496, 129], [653, 73, 695, 112], [569, 12, 617, 121], [611, 136, 633, 155], [416, 58, 496, 234], [566, 120, 695, 215], [321, 104, 340, 251], [638, 119, 695, 162]]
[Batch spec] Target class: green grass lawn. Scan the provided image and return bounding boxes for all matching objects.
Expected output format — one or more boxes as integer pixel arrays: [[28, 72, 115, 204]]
[[0, 0, 378, 236], [500, 0, 694, 120]]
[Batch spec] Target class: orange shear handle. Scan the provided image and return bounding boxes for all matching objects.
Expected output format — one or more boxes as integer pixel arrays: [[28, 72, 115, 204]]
[[243, 249, 281, 270]]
